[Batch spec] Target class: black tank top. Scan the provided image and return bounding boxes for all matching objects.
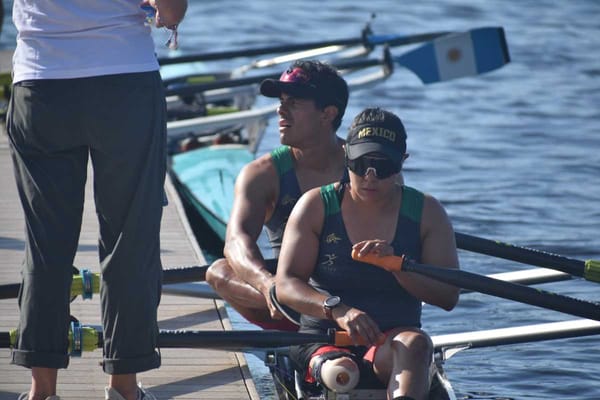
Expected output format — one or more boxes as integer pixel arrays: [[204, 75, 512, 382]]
[[264, 146, 302, 257], [301, 183, 424, 332]]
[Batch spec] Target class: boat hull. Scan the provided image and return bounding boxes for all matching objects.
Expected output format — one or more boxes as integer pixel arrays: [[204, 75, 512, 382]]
[[170, 144, 254, 240]]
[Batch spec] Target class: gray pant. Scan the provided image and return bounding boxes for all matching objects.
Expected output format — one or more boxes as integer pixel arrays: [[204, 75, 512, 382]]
[[7, 71, 166, 374]]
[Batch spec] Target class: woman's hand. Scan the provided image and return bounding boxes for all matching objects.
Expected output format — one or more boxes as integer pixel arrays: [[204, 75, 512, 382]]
[[333, 305, 384, 346], [352, 239, 394, 258]]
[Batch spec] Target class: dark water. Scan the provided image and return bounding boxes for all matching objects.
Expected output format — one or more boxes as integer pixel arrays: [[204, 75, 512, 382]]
[[3, 1, 598, 398]]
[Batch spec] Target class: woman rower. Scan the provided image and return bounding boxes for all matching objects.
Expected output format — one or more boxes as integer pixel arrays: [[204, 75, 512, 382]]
[[275, 107, 460, 400]]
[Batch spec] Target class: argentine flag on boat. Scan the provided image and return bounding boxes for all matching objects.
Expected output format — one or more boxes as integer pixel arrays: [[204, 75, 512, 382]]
[[396, 27, 510, 84]]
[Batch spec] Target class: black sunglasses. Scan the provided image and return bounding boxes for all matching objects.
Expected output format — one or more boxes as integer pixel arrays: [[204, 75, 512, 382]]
[[346, 155, 401, 179]]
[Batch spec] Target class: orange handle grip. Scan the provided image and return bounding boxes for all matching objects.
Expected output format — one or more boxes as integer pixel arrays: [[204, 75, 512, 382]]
[[334, 331, 386, 347], [334, 331, 358, 346], [351, 249, 405, 272]]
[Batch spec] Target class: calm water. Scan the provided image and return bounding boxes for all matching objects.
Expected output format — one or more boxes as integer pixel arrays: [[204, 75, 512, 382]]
[[2, 1, 599, 398]]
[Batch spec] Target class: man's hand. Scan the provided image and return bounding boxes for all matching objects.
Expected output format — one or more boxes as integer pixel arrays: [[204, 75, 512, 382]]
[[143, 0, 187, 28], [263, 277, 285, 320]]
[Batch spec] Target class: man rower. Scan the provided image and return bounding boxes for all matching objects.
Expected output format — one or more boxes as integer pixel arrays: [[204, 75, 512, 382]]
[[206, 60, 349, 330]]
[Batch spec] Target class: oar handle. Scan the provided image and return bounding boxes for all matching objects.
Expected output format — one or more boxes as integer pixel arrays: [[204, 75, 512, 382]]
[[350, 249, 405, 272], [332, 331, 386, 347], [456, 232, 600, 283], [351, 250, 600, 321]]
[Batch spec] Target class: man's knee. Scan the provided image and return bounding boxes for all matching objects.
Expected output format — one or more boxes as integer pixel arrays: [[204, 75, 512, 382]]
[[205, 258, 232, 288]]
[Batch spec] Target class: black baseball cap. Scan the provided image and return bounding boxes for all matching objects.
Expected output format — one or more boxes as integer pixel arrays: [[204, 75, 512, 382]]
[[345, 108, 407, 162], [260, 60, 349, 113]]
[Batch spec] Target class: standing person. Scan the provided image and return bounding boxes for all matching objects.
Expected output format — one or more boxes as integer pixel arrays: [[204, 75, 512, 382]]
[[275, 108, 460, 400], [7, 1, 187, 400], [206, 60, 349, 331]]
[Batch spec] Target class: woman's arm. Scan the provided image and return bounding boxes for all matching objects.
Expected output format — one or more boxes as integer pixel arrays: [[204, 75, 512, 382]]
[[390, 194, 460, 311], [277, 187, 384, 345], [276, 188, 326, 317]]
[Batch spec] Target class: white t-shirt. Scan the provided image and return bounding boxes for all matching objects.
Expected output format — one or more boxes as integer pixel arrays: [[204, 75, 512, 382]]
[[12, 0, 159, 83]]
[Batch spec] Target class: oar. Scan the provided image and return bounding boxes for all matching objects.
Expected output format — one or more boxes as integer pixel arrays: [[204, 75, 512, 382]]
[[163, 55, 386, 97], [0, 262, 572, 301], [0, 326, 359, 353], [163, 27, 510, 98], [351, 251, 600, 322], [5, 319, 599, 355], [456, 232, 600, 283], [432, 318, 600, 354], [0, 265, 209, 300], [157, 30, 450, 65]]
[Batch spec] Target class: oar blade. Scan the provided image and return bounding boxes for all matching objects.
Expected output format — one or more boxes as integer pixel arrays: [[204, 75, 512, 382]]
[[395, 27, 510, 84]]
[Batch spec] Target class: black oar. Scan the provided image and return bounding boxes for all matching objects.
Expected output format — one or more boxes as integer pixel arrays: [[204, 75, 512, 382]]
[[456, 232, 600, 283], [352, 252, 600, 322], [0, 260, 573, 301], [158, 30, 450, 65], [0, 327, 356, 353], [4, 320, 599, 355]]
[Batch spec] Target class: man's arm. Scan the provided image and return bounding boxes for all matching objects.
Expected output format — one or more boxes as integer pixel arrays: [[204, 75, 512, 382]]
[[223, 155, 278, 301]]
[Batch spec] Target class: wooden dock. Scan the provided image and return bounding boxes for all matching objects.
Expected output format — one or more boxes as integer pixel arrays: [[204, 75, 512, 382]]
[[0, 130, 259, 399]]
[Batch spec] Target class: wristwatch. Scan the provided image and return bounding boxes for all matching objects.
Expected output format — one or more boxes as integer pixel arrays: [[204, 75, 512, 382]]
[[323, 295, 341, 320]]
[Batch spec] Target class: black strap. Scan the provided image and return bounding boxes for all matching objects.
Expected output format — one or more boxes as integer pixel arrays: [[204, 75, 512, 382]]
[[269, 285, 301, 326]]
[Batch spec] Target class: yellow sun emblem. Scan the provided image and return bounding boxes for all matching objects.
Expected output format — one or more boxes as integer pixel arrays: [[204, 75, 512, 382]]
[[325, 233, 342, 244]]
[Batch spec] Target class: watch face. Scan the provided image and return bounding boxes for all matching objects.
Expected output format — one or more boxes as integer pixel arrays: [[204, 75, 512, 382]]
[[324, 296, 341, 308]]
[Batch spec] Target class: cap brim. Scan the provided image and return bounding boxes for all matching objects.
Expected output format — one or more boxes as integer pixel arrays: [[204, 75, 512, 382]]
[[346, 142, 403, 161], [260, 79, 317, 98]]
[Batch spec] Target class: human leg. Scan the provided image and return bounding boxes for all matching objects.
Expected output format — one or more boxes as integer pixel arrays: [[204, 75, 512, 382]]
[[371, 328, 433, 400], [86, 72, 166, 396], [311, 352, 360, 393], [206, 258, 272, 319], [206, 258, 298, 330], [7, 80, 90, 398], [290, 343, 361, 393]]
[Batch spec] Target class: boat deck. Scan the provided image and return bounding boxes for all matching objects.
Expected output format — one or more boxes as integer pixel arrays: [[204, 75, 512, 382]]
[[0, 130, 258, 399]]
